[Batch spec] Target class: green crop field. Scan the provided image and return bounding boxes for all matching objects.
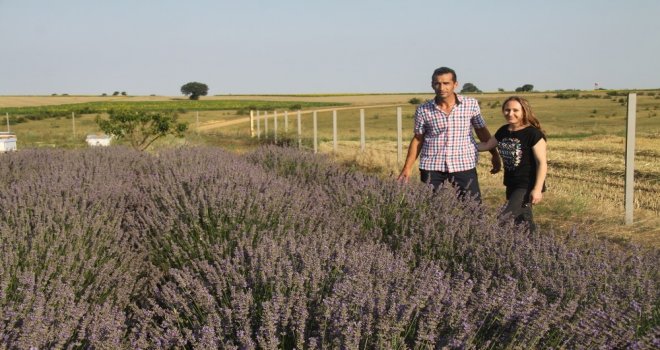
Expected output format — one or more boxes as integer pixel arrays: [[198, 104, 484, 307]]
[[0, 99, 345, 124], [1, 91, 658, 247]]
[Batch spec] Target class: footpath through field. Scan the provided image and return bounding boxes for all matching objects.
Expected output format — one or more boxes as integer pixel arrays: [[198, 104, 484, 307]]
[[197, 103, 408, 132]]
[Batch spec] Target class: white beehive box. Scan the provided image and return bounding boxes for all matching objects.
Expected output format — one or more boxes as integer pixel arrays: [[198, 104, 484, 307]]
[[86, 134, 112, 147], [0, 132, 17, 152]]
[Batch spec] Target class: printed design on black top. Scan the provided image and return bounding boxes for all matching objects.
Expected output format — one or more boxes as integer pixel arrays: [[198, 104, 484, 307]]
[[499, 137, 522, 171]]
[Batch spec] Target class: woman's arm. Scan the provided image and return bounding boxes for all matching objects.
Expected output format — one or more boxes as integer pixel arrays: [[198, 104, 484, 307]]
[[530, 138, 548, 204]]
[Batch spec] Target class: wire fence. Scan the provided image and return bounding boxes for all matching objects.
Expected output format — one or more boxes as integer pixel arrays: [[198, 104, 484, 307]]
[[251, 106, 411, 165]]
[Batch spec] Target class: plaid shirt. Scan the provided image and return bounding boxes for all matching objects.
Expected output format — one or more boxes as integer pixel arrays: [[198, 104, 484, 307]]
[[414, 94, 486, 172]]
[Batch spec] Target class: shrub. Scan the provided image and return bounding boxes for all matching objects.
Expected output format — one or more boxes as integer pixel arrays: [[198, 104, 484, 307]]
[[555, 92, 579, 99], [0, 147, 656, 348], [460, 83, 481, 93], [408, 98, 421, 105]]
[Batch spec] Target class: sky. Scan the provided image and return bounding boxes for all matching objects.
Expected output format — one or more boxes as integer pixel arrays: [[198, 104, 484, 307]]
[[1, 0, 659, 96]]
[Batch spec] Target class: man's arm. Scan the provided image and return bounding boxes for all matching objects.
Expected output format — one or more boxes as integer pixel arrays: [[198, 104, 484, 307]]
[[397, 134, 424, 182], [474, 126, 501, 174]]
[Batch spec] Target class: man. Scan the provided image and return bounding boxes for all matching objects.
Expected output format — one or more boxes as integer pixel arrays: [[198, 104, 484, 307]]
[[398, 67, 501, 200]]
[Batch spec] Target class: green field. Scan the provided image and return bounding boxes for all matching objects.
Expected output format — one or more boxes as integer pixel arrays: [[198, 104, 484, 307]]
[[0, 99, 345, 124]]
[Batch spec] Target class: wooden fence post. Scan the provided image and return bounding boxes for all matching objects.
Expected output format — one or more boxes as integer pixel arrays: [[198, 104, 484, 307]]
[[72, 112, 76, 139], [397, 107, 403, 165], [360, 109, 365, 152], [250, 110, 255, 137], [264, 111, 268, 139], [333, 110, 338, 153], [6, 113, 10, 132], [313, 111, 318, 153], [625, 93, 637, 225], [196, 111, 200, 134], [256, 111, 261, 139], [274, 111, 278, 143], [297, 110, 302, 148], [284, 111, 289, 134]]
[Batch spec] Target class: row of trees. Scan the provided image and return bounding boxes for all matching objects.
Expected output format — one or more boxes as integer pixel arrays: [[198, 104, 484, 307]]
[[460, 83, 534, 93], [101, 91, 128, 96]]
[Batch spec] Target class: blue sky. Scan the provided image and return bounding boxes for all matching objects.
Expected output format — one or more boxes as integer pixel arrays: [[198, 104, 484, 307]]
[[1, 0, 659, 95]]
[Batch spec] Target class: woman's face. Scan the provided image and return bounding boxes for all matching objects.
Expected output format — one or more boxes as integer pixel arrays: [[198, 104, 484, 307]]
[[503, 100, 525, 127]]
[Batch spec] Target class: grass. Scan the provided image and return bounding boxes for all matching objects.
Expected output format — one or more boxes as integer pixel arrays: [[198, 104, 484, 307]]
[[1, 91, 659, 248]]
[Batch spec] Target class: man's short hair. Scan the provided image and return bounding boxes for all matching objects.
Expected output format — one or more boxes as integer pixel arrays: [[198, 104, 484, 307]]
[[432, 67, 457, 82]]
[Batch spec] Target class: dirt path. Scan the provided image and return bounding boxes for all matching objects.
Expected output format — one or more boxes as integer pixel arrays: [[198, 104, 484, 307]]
[[197, 103, 408, 131]]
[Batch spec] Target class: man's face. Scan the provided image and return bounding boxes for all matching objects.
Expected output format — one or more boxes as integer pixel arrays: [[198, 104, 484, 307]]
[[431, 73, 458, 98]]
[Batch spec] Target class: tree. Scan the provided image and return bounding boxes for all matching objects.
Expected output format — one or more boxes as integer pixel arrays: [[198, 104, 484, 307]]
[[515, 84, 534, 92], [181, 82, 209, 100], [96, 109, 188, 151], [460, 83, 481, 93]]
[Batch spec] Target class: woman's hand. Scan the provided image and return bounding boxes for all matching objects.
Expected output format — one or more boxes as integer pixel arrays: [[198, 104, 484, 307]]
[[530, 189, 543, 204]]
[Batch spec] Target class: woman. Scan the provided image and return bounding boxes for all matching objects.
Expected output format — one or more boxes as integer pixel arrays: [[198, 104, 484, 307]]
[[477, 96, 547, 233]]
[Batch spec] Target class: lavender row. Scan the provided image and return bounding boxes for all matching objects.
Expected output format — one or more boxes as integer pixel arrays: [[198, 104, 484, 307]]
[[0, 146, 657, 349]]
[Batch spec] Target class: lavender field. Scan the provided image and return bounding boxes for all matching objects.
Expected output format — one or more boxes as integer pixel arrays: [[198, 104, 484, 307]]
[[0, 146, 657, 349]]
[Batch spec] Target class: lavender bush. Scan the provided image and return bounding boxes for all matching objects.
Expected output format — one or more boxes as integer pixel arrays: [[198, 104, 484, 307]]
[[0, 146, 657, 349]]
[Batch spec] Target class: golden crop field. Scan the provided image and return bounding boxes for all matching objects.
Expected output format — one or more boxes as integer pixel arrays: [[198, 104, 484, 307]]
[[1, 92, 658, 247]]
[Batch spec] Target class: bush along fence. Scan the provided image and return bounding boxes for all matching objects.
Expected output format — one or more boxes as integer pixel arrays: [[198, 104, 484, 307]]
[[0, 146, 657, 348], [251, 106, 406, 163]]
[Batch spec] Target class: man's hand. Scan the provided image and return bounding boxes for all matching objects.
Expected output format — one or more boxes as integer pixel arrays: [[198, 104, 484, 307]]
[[474, 127, 501, 174], [490, 151, 502, 174], [398, 134, 423, 184], [397, 169, 411, 183]]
